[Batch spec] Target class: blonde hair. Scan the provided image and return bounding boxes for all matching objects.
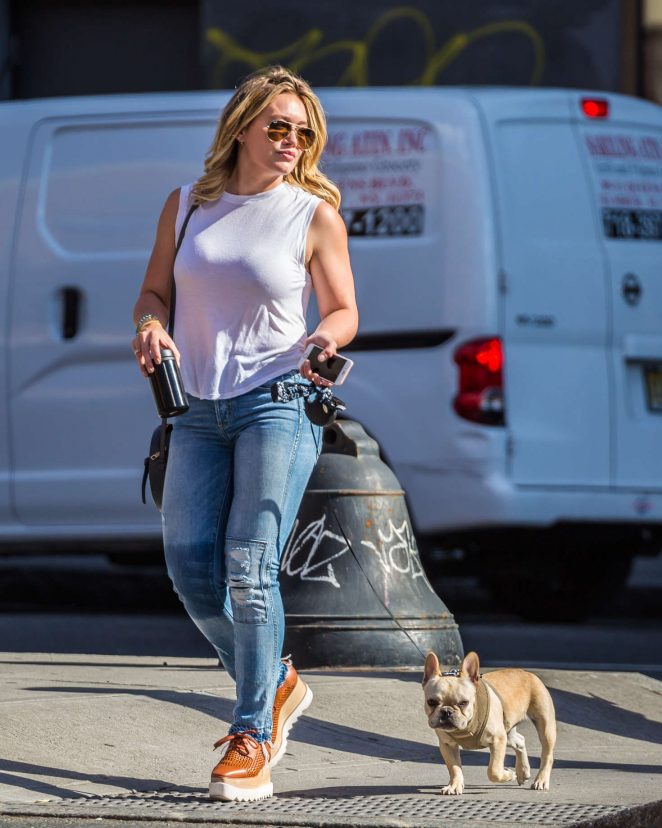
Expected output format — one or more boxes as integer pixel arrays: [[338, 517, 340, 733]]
[[191, 66, 340, 210]]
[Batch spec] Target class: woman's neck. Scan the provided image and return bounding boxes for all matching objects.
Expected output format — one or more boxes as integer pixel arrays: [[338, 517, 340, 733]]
[[225, 168, 284, 196]]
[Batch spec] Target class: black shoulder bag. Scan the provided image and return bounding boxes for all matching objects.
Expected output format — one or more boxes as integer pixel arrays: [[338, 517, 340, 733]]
[[141, 202, 199, 510]]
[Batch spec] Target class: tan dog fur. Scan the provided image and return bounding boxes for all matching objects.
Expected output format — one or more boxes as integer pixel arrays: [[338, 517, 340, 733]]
[[423, 651, 556, 795]]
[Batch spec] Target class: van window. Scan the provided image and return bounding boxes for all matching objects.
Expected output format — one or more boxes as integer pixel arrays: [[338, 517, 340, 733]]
[[41, 120, 214, 255]]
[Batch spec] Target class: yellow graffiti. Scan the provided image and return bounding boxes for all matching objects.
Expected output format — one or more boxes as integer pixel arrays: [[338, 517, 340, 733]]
[[205, 7, 545, 88]]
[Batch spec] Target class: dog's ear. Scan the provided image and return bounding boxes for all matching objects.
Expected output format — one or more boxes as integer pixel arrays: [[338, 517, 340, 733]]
[[423, 651, 441, 685], [460, 651, 480, 683]]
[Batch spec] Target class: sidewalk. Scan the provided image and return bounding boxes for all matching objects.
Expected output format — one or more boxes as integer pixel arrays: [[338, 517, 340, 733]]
[[0, 652, 660, 827]]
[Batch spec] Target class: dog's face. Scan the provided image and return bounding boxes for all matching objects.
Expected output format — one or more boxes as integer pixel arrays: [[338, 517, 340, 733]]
[[423, 651, 480, 732]]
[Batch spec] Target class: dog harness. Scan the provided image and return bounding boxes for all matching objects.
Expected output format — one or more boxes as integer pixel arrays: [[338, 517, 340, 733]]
[[447, 678, 504, 750]]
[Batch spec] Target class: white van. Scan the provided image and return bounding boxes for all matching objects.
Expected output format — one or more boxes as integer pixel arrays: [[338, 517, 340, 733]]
[[0, 88, 660, 617]]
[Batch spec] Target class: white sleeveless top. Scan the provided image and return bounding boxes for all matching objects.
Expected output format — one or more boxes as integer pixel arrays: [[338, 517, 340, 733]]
[[173, 182, 321, 399]]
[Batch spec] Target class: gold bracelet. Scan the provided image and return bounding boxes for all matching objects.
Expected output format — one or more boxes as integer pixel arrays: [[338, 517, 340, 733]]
[[135, 313, 162, 334]]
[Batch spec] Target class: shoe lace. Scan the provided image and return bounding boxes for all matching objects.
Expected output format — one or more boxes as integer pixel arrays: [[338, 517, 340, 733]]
[[213, 730, 269, 760]]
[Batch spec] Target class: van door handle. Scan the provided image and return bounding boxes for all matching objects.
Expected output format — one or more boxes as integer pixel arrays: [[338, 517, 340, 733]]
[[60, 286, 82, 339]]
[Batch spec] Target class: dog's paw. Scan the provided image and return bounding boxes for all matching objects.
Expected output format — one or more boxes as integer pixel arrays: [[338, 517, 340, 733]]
[[488, 768, 517, 784], [441, 784, 464, 796], [516, 767, 531, 786], [531, 777, 550, 791]]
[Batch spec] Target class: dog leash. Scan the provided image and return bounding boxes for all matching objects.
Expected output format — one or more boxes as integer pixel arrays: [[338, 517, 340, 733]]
[[330, 507, 431, 663]]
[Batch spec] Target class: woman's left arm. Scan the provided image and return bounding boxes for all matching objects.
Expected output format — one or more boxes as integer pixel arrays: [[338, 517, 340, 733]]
[[303, 201, 359, 383]]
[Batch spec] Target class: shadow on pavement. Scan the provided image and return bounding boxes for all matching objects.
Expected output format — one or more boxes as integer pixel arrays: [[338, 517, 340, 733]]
[[550, 687, 662, 745], [0, 758, 187, 801], [23, 684, 436, 764]]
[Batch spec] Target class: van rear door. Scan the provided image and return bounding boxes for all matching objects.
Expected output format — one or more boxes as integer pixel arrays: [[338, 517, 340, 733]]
[[488, 96, 611, 487], [576, 97, 662, 492]]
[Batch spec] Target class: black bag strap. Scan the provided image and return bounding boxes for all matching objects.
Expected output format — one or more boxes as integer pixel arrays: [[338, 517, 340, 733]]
[[158, 201, 198, 433], [141, 456, 149, 505], [168, 201, 199, 339]]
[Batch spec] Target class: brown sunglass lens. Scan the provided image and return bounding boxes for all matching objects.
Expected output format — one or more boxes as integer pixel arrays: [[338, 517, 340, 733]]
[[296, 127, 315, 150], [267, 120, 314, 150]]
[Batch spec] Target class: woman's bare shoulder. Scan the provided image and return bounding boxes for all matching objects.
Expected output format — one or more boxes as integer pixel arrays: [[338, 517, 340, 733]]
[[156, 188, 182, 233], [310, 199, 346, 237], [164, 187, 181, 215]]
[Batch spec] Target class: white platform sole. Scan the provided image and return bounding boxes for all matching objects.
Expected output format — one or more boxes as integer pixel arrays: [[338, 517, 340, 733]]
[[208, 779, 273, 802], [271, 684, 313, 766]]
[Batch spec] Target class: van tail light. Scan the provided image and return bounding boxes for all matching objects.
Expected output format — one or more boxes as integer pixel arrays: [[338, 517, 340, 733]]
[[453, 337, 505, 425], [581, 98, 609, 119]]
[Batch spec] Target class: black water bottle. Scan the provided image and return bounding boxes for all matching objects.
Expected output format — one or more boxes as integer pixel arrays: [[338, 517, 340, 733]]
[[148, 348, 189, 418]]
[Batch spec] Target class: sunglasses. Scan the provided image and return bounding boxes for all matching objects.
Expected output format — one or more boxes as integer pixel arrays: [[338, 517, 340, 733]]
[[266, 119, 316, 151]]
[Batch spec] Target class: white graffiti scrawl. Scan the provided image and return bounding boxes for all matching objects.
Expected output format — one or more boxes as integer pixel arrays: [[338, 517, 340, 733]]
[[282, 513, 433, 592], [280, 514, 349, 588], [361, 519, 433, 589]]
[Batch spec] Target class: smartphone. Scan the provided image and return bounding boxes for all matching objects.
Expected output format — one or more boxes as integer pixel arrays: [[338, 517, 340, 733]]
[[298, 344, 354, 385]]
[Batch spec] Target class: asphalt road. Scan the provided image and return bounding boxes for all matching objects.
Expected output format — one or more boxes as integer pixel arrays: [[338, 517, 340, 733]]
[[0, 552, 660, 679]]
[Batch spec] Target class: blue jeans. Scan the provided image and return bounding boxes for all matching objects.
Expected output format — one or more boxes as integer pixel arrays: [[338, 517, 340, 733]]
[[161, 371, 322, 742]]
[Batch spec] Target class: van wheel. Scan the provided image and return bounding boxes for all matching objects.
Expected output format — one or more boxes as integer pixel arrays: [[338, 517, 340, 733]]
[[479, 543, 633, 622]]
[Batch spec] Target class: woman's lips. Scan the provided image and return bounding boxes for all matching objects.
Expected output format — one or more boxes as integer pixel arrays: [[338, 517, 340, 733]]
[[277, 150, 296, 161]]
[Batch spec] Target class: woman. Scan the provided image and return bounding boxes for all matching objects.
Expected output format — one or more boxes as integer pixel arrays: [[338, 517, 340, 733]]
[[131, 66, 358, 802]]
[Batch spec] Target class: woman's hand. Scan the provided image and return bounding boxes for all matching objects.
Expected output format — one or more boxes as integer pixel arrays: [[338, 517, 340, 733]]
[[131, 321, 180, 378], [300, 332, 337, 386]]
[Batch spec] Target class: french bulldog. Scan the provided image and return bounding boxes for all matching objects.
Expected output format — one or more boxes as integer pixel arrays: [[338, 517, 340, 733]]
[[423, 650, 556, 795]]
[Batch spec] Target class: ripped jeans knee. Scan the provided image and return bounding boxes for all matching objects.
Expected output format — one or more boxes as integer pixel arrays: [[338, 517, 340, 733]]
[[226, 538, 272, 624]]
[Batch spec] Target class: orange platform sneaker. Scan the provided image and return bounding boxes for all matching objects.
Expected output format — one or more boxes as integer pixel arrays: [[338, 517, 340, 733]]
[[271, 659, 313, 766], [208, 731, 272, 802]]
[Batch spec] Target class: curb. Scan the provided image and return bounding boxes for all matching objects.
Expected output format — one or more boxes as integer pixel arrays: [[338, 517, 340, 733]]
[[3, 791, 658, 828], [569, 799, 662, 828]]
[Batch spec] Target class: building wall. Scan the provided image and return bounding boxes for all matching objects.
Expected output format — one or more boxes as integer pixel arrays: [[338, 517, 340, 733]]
[[0, 0, 653, 102], [202, 0, 624, 91], [0, 0, 10, 99], [7, 0, 201, 99], [644, 0, 662, 102]]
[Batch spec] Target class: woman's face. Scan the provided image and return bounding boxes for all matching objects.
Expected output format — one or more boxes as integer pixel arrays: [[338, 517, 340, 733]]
[[237, 92, 310, 180]]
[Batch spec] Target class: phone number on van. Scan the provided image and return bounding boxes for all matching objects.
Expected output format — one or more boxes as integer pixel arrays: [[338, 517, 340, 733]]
[[341, 204, 424, 237], [602, 208, 662, 240]]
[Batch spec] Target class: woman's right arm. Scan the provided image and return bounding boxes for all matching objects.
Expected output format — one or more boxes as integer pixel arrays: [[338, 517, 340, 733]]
[[131, 188, 180, 376]]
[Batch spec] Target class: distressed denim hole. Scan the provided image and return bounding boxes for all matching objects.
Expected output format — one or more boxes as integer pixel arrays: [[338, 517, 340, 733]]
[[226, 539, 269, 624]]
